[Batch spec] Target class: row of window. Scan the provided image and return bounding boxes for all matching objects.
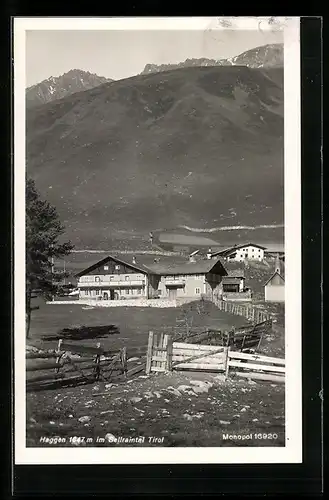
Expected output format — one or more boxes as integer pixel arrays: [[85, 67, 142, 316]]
[[82, 288, 143, 296], [80, 275, 143, 283]]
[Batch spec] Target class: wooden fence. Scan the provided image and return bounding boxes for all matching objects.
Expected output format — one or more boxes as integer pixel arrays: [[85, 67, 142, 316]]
[[212, 297, 272, 323], [145, 331, 285, 383], [26, 339, 128, 390]]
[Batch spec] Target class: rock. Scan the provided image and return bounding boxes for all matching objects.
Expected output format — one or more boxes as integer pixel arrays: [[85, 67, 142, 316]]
[[144, 392, 154, 399], [105, 384, 113, 389], [183, 414, 193, 421], [219, 420, 231, 425], [177, 385, 192, 393], [29, 417, 37, 424], [166, 387, 182, 397], [129, 397, 142, 404], [93, 385, 100, 391], [78, 416, 91, 423], [248, 379, 257, 385], [68, 414, 74, 418], [49, 421, 55, 425], [128, 357, 139, 362], [105, 433, 117, 443], [252, 418, 259, 422], [153, 391, 162, 399]]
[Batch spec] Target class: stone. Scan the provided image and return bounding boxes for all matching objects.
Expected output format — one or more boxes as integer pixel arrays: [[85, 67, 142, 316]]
[[219, 420, 231, 425], [78, 416, 91, 423], [129, 397, 142, 404], [183, 414, 193, 421], [29, 417, 37, 424]]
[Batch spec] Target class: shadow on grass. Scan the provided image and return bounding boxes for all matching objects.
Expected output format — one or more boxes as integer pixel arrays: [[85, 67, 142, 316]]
[[42, 324, 120, 341]]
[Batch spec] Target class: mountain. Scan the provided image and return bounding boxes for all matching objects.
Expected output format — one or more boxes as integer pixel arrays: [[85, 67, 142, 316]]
[[141, 43, 283, 75], [26, 65, 284, 248], [26, 69, 114, 109]]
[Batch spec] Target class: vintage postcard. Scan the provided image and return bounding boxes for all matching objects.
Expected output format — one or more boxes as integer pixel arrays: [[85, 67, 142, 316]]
[[14, 16, 302, 464]]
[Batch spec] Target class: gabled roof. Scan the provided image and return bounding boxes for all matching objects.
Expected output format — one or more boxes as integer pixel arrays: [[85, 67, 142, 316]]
[[146, 257, 227, 276], [74, 255, 150, 278], [264, 271, 285, 286], [75, 254, 228, 278]]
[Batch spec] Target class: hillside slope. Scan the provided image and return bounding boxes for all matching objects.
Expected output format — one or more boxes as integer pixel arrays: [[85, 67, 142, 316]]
[[26, 65, 284, 247], [26, 69, 113, 109]]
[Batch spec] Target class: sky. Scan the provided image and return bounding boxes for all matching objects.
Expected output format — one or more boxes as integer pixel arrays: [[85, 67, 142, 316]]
[[25, 28, 283, 87]]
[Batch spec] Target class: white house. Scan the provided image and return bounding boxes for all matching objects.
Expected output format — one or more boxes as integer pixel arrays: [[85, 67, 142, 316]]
[[264, 257, 285, 302], [210, 243, 267, 262]]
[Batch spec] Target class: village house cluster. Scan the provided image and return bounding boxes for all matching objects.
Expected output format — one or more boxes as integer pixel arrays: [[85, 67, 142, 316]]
[[74, 241, 285, 303]]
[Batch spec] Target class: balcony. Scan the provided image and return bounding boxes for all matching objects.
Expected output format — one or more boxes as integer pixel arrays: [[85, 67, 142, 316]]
[[164, 277, 185, 286], [78, 279, 146, 288]]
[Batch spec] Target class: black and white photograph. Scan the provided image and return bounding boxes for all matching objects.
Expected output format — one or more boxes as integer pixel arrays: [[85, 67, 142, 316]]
[[14, 17, 302, 464]]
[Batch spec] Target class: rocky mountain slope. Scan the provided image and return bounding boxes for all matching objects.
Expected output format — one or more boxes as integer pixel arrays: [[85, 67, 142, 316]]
[[26, 69, 113, 109], [141, 43, 283, 75], [26, 64, 284, 247]]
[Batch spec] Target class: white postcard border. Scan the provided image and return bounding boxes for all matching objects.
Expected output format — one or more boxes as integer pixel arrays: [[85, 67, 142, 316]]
[[14, 16, 302, 465]]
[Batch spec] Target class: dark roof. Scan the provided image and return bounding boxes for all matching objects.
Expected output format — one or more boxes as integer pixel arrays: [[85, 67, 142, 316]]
[[75, 253, 228, 278], [146, 258, 227, 276], [74, 254, 150, 278], [223, 277, 242, 285], [227, 269, 245, 278], [264, 271, 285, 286]]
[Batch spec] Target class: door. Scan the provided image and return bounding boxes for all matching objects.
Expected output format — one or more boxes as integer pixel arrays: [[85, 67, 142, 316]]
[[168, 288, 177, 300], [103, 292, 108, 300], [110, 289, 115, 300]]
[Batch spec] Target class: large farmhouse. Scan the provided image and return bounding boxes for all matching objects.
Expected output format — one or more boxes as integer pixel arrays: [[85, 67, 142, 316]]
[[75, 253, 228, 301], [210, 243, 267, 262]]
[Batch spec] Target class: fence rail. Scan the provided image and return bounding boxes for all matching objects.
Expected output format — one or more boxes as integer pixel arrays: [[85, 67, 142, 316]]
[[145, 331, 285, 383], [212, 297, 273, 323], [26, 340, 127, 390]]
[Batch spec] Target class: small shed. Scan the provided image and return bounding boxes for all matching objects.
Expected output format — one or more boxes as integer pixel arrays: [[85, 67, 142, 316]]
[[264, 271, 285, 302]]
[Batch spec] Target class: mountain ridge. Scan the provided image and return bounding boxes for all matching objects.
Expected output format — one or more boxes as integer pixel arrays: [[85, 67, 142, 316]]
[[141, 43, 283, 75], [26, 69, 114, 108]]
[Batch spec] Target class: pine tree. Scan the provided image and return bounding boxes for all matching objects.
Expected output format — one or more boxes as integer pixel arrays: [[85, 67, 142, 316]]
[[26, 178, 73, 338]]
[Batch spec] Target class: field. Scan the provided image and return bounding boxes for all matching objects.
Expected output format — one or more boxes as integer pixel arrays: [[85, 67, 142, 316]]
[[25, 297, 285, 447], [28, 298, 249, 355]]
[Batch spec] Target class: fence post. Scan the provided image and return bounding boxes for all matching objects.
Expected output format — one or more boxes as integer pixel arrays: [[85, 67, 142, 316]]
[[224, 347, 230, 378], [55, 339, 63, 373], [146, 331, 154, 374], [166, 335, 173, 372], [121, 347, 127, 378]]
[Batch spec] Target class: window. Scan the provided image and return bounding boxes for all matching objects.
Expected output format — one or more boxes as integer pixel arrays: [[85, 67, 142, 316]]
[[125, 276, 130, 281], [125, 288, 130, 295], [95, 276, 100, 282], [137, 288, 142, 295], [85, 289, 90, 296], [115, 265, 120, 270], [109, 276, 114, 281], [95, 289, 100, 295], [195, 287, 201, 295]]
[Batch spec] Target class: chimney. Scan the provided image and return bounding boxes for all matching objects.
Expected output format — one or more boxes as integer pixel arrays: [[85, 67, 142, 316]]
[[132, 256, 137, 265], [189, 255, 196, 263], [206, 248, 212, 260]]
